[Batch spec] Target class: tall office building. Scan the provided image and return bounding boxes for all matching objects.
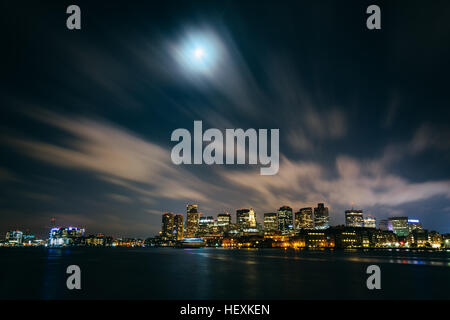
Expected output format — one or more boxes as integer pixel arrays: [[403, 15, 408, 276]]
[[162, 212, 175, 239], [217, 213, 231, 230], [198, 216, 215, 235], [388, 217, 409, 237], [408, 219, 422, 233], [345, 209, 364, 227], [174, 214, 184, 240], [295, 207, 314, 230], [363, 215, 376, 228], [236, 208, 257, 230], [277, 206, 293, 234], [264, 212, 278, 233], [314, 203, 329, 230], [185, 204, 200, 238]]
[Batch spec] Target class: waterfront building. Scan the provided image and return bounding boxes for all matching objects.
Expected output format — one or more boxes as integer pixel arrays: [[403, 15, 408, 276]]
[[363, 215, 376, 229], [49, 227, 85, 246], [333, 227, 360, 248], [295, 207, 314, 230], [264, 212, 278, 235], [86, 233, 112, 246], [5, 230, 23, 245], [185, 204, 200, 238], [236, 208, 257, 230], [304, 230, 333, 248], [174, 214, 184, 240], [113, 238, 144, 247], [388, 217, 409, 237], [428, 231, 442, 248], [314, 203, 329, 230], [443, 234, 450, 248], [217, 213, 231, 232], [345, 209, 364, 227], [198, 216, 215, 236], [161, 212, 175, 240], [408, 229, 428, 248], [277, 206, 293, 235], [408, 219, 422, 233]]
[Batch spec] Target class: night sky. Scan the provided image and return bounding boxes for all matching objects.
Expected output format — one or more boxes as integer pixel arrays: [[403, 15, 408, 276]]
[[1, 0, 449, 238]]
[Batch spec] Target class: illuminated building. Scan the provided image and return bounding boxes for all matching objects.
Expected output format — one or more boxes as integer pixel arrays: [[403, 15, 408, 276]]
[[263, 212, 278, 235], [289, 235, 306, 248], [363, 215, 376, 229], [388, 217, 409, 237], [86, 233, 112, 246], [22, 234, 35, 245], [295, 207, 314, 230], [49, 227, 85, 246], [113, 238, 144, 247], [345, 209, 364, 227], [373, 230, 398, 247], [334, 228, 360, 248], [428, 231, 442, 248], [408, 229, 428, 248], [198, 216, 215, 236], [304, 230, 333, 248], [187, 204, 198, 213], [443, 234, 450, 248], [174, 214, 184, 240], [408, 219, 422, 233], [5, 230, 23, 245], [185, 204, 200, 237], [217, 213, 231, 232], [162, 212, 175, 240], [314, 203, 329, 230], [236, 208, 257, 230], [277, 206, 293, 235]]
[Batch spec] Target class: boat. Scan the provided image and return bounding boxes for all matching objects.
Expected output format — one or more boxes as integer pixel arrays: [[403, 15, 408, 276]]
[[177, 238, 206, 248]]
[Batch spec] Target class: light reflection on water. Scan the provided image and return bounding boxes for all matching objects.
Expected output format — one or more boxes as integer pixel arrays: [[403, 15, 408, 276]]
[[186, 249, 449, 267], [1, 247, 449, 299]]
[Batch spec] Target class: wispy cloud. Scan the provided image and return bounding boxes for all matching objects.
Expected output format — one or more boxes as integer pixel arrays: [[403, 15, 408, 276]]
[[6, 111, 217, 204], [410, 123, 450, 153], [5, 111, 450, 223]]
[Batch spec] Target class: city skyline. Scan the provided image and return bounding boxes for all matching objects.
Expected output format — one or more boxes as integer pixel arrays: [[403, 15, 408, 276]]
[[1, 1, 450, 239], [1, 201, 445, 240]]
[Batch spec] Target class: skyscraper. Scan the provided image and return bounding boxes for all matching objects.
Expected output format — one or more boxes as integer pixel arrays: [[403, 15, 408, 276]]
[[408, 219, 422, 233], [198, 216, 215, 235], [174, 214, 184, 240], [236, 208, 257, 230], [277, 206, 293, 234], [388, 217, 409, 237], [363, 215, 376, 228], [345, 209, 364, 227], [295, 207, 314, 230], [162, 212, 175, 239], [185, 204, 200, 238], [264, 212, 278, 234], [217, 213, 231, 231], [314, 203, 329, 230]]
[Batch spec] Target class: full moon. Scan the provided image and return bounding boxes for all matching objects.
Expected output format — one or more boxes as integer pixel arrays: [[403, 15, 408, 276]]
[[193, 47, 205, 60], [173, 30, 222, 75]]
